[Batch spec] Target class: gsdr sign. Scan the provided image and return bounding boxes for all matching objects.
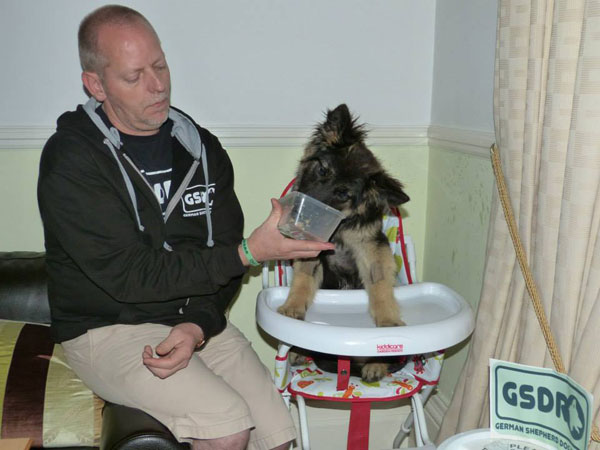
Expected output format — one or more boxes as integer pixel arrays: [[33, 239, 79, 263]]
[[490, 360, 592, 450]]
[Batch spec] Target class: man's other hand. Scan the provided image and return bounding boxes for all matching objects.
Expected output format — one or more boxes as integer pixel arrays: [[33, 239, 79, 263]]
[[142, 322, 205, 379]]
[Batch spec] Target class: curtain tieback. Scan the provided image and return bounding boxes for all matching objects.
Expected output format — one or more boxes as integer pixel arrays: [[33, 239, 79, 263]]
[[491, 143, 599, 444]]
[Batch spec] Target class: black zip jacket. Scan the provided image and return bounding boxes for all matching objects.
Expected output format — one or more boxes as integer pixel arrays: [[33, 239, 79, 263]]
[[38, 104, 247, 343]]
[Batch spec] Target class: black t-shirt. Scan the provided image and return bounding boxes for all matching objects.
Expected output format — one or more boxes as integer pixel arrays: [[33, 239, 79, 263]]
[[97, 107, 173, 214]]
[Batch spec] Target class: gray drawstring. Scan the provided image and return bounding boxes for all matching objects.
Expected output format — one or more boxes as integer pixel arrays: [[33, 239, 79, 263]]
[[82, 98, 145, 234], [104, 139, 146, 234], [169, 109, 214, 247], [199, 143, 214, 247]]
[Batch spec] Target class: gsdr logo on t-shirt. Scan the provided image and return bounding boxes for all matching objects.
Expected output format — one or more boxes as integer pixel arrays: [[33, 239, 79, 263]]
[[181, 184, 215, 217]]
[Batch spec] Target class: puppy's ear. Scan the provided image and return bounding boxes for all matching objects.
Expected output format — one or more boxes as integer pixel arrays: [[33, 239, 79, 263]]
[[371, 172, 410, 206], [321, 104, 365, 146], [325, 104, 352, 133], [321, 104, 351, 144]]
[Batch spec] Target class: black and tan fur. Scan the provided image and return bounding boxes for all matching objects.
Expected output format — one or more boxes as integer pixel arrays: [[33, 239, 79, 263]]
[[277, 104, 410, 381]]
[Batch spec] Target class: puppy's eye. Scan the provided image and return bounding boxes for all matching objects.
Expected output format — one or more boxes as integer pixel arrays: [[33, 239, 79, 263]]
[[318, 166, 329, 176]]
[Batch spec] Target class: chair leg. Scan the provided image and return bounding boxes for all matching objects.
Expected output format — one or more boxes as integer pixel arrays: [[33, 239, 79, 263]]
[[283, 391, 291, 409], [275, 343, 295, 449], [413, 400, 425, 447], [392, 385, 436, 448], [393, 413, 414, 449], [296, 396, 311, 450], [411, 393, 432, 446]]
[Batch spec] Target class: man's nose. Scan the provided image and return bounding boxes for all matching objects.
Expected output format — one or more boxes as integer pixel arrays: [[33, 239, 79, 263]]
[[148, 70, 167, 92]]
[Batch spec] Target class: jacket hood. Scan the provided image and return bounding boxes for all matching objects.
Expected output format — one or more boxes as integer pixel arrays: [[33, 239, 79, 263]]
[[68, 97, 215, 248]]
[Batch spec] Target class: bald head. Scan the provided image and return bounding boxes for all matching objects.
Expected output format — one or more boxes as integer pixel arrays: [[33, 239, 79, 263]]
[[78, 5, 160, 75]]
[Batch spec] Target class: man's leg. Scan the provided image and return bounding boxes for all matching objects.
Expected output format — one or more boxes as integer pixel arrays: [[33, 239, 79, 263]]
[[198, 323, 296, 450], [61, 323, 255, 445]]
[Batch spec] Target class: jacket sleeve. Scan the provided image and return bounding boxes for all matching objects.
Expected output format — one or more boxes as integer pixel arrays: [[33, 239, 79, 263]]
[[168, 276, 242, 339], [38, 132, 247, 314]]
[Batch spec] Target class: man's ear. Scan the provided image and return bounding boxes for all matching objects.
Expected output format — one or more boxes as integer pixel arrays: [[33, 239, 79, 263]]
[[81, 71, 107, 102]]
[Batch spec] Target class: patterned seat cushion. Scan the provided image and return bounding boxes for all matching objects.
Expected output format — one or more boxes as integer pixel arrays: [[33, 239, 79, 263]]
[[276, 351, 444, 402]]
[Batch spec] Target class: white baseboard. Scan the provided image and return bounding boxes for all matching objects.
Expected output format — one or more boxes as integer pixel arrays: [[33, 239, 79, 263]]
[[0, 124, 492, 155], [428, 125, 495, 158], [0, 125, 429, 150], [0, 127, 54, 150]]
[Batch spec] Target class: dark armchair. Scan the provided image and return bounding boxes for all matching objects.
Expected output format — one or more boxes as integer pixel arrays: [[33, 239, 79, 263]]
[[0, 252, 188, 450]]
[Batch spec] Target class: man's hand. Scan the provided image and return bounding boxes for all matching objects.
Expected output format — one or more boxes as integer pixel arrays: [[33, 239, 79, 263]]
[[142, 323, 205, 379], [238, 198, 335, 266]]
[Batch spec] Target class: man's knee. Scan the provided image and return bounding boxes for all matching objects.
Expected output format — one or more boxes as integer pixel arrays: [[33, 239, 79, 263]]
[[191, 428, 250, 450]]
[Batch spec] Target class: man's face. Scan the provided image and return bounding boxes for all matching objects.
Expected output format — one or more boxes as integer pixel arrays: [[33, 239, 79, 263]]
[[92, 22, 171, 136]]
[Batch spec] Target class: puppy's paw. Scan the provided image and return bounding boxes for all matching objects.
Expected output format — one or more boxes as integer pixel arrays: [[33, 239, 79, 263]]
[[371, 297, 404, 327], [375, 316, 405, 327], [361, 362, 390, 382], [277, 303, 307, 321]]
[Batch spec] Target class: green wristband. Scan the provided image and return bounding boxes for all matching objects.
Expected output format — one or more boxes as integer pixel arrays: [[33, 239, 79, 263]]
[[242, 239, 260, 266]]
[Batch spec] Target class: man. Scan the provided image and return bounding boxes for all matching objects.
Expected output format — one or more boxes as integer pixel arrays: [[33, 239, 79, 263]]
[[37, 5, 333, 450]]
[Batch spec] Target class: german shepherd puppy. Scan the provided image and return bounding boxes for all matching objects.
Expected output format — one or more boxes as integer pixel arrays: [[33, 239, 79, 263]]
[[277, 104, 410, 382]]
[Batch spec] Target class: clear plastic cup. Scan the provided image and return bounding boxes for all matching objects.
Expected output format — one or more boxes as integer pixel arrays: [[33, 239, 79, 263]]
[[277, 191, 344, 242]]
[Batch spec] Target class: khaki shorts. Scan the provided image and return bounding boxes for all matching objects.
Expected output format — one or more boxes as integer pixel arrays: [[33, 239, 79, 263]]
[[61, 322, 295, 450]]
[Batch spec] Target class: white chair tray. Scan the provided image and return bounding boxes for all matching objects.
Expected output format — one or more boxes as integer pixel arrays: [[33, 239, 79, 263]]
[[256, 282, 474, 356]]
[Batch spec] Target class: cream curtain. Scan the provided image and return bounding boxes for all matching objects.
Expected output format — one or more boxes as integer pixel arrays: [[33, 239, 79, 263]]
[[437, 0, 600, 446]]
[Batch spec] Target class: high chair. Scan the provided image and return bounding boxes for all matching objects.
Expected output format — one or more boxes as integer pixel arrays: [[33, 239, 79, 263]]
[[256, 206, 474, 450]]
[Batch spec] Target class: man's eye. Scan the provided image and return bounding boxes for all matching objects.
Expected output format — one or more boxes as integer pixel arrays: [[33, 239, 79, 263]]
[[125, 76, 139, 84]]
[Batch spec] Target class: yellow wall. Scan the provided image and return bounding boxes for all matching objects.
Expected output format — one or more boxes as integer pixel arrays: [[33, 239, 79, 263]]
[[0, 149, 44, 251], [423, 145, 494, 407]]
